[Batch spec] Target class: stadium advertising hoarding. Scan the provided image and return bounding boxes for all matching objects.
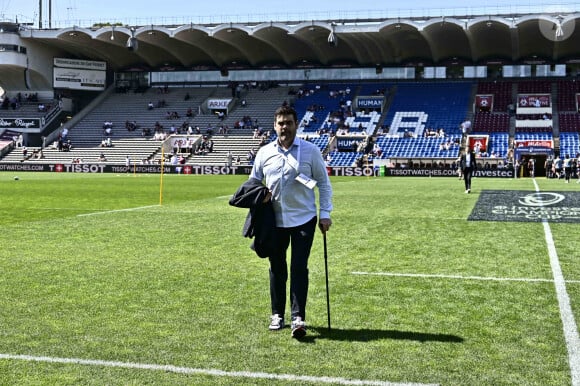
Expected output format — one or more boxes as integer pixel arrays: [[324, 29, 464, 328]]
[[0, 163, 513, 178], [516, 94, 552, 114], [356, 97, 383, 110], [0, 118, 42, 130], [515, 140, 553, 148], [207, 99, 231, 110], [53, 57, 107, 91], [385, 167, 513, 178], [336, 136, 365, 151]]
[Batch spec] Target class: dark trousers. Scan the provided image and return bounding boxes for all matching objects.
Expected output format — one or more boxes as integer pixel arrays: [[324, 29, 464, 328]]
[[269, 216, 317, 321], [463, 168, 474, 190]]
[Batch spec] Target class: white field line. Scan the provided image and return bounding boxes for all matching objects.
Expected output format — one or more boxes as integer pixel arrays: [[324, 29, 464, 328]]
[[77, 205, 160, 217], [0, 353, 437, 386], [532, 178, 580, 386], [351, 271, 580, 284]]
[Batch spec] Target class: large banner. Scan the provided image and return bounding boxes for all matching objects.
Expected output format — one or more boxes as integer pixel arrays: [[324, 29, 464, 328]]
[[475, 94, 494, 112], [53, 57, 107, 91], [385, 167, 514, 178], [336, 136, 365, 151], [0, 163, 254, 175], [207, 99, 232, 110], [518, 94, 551, 108], [514, 140, 553, 148], [0, 163, 513, 178], [356, 97, 384, 110], [467, 134, 489, 153], [516, 94, 552, 115], [0, 117, 42, 130]]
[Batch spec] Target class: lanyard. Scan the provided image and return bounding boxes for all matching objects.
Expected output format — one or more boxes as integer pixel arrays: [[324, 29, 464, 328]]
[[278, 138, 302, 172]]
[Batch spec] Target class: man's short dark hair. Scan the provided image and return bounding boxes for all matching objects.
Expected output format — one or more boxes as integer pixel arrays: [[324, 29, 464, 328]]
[[274, 105, 297, 123]]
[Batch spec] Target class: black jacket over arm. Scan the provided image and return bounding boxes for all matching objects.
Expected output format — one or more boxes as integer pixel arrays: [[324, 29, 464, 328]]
[[229, 178, 278, 258]]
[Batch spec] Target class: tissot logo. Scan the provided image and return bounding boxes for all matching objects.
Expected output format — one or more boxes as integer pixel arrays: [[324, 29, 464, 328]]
[[469, 190, 580, 223]]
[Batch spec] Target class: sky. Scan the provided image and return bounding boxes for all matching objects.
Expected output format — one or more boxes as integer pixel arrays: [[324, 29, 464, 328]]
[[0, 0, 578, 28]]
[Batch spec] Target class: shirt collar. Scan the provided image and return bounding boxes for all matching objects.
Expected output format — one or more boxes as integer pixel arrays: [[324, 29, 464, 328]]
[[275, 137, 300, 151]]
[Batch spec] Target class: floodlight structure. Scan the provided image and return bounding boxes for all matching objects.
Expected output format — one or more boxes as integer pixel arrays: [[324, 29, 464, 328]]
[[328, 23, 337, 47], [126, 27, 138, 51]]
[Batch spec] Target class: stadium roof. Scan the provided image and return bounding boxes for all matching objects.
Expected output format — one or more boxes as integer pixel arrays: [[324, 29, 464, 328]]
[[6, 11, 580, 77]]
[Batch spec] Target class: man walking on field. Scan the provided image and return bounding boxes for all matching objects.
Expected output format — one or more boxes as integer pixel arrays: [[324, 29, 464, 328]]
[[249, 105, 333, 339]]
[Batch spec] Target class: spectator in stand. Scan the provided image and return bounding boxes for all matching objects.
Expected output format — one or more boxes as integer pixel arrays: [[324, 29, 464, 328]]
[[460, 120, 471, 134], [15, 134, 23, 147]]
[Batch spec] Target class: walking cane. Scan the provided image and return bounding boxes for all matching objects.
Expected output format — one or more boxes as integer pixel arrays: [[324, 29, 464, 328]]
[[323, 232, 331, 331]]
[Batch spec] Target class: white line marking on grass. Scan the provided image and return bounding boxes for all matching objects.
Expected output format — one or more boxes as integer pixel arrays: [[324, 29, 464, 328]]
[[351, 271, 580, 284], [532, 179, 580, 386], [77, 205, 160, 217], [0, 353, 437, 386]]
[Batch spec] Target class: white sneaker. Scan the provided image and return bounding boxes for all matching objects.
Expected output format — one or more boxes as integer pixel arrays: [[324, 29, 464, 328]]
[[269, 314, 285, 331], [291, 317, 306, 338]]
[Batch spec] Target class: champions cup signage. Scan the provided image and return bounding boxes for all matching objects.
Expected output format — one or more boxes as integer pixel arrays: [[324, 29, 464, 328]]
[[0, 118, 41, 129], [467, 135, 489, 152], [475, 94, 494, 111]]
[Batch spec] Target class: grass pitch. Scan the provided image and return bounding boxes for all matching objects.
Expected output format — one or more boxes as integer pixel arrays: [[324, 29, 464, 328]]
[[0, 172, 578, 385]]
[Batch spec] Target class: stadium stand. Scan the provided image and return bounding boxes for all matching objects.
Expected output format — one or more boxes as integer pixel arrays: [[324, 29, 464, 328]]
[[0, 78, 577, 169], [559, 132, 579, 157], [476, 80, 512, 112], [473, 112, 510, 132], [383, 82, 471, 136]]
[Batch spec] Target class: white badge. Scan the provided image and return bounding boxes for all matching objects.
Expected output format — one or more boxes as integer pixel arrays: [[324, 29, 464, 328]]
[[295, 173, 317, 189]]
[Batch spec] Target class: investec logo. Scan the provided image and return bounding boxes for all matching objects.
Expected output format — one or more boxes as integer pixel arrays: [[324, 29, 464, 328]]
[[470, 190, 580, 223]]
